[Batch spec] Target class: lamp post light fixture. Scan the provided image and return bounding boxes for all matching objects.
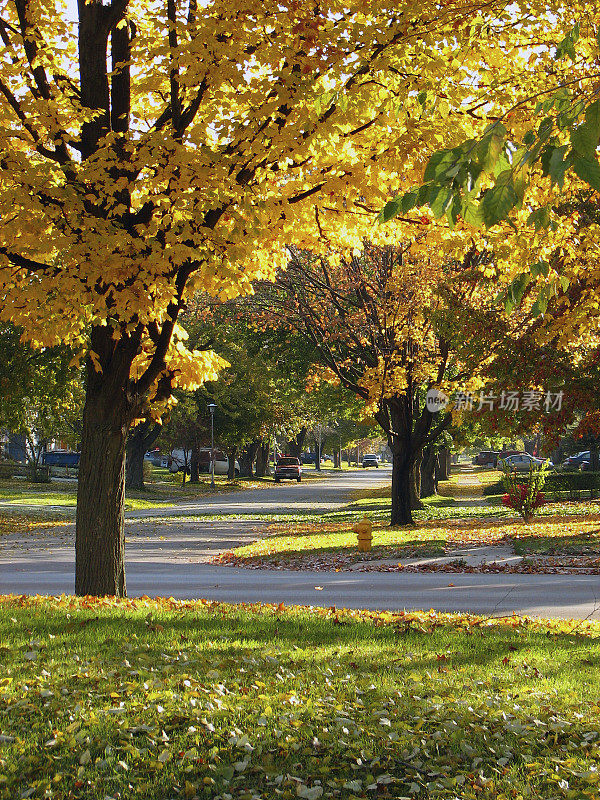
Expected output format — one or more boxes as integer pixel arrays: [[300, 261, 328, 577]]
[[208, 403, 217, 488]]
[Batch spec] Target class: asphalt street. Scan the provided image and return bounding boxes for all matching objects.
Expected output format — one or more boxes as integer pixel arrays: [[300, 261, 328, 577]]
[[1, 468, 600, 618]]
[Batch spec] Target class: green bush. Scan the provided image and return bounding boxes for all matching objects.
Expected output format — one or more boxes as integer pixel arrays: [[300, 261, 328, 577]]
[[483, 470, 600, 500], [544, 471, 600, 500], [0, 460, 16, 479], [483, 478, 504, 496], [25, 464, 51, 483]]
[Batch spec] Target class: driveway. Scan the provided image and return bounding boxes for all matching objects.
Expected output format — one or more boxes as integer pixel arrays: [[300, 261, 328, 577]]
[[1, 468, 600, 619]]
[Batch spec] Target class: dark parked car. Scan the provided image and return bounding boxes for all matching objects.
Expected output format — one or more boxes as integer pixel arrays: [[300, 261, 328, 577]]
[[42, 450, 80, 467], [561, 451, 591, 471], [361, 454, 379, 468], [473, 450, 499, 467], [275, 457, 302, 482]]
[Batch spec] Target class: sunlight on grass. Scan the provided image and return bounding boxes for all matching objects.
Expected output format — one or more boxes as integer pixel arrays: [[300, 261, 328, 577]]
[[220, 511, 600, 568], [1, 596, 600, 800]]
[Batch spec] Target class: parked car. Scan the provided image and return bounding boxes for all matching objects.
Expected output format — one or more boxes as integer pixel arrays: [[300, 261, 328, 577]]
[[302, 452, 316, 464], [498, 453, 553, 471], [561, 451, 591, 471], [144, 449, 164, 467], [472, 450, 499, 467], [361, 453, 379, 468], [42, 450, 80, 467], [274, 456, 302, 482], [168, 448, 240, 477]]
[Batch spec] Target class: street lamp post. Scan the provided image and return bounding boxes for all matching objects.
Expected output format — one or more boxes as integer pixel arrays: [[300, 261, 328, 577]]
[[208, 403, 216, 488]]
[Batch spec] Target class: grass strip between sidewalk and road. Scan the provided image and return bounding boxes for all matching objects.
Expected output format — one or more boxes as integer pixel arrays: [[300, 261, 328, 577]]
[[1, 596, 600, 800]]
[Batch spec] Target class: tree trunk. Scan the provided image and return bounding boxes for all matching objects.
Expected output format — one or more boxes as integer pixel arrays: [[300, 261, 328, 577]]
[[255, 441, 269, 477], [314, 438, 321, 471], [286, 426, 306, 459], [76, 391, 128, 597], [126, 419, 161, 491], [189, 445, 200, 483], [410, 450, 425, 509], [239, 442, 258, 477], [227, 446, 237, 480], [420, 446, 438, 498], [391, 452, 414, 525], [436, 447, 451, 481]]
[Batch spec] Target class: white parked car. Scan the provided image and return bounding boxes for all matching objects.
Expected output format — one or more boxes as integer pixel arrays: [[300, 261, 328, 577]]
[[168, 448, 240, 477], [498, 453, 553, 472]]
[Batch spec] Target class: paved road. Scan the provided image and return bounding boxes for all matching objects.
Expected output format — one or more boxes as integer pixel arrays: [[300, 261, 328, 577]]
[[2, 532, 600, 618], [1, 468, 600, 619], [126, 467, 391, 518]]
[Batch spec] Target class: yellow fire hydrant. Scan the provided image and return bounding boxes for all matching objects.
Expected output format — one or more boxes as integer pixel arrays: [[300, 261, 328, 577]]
[[353, 517, 373, 552]]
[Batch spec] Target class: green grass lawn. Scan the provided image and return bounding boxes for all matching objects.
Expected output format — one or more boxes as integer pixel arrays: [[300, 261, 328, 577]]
[[0, 474, 261, 511], [1, 597, 600, 800]]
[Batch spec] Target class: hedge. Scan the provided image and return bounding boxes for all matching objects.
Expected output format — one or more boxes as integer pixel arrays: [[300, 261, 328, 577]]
[[484, 471, 600, 500]]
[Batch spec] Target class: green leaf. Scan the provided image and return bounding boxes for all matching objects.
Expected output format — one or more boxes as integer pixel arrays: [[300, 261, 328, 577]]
[[537, 116, 554, 141], [493, 151, 512, 178], [379, 198, 402, 223], [530, 259, 550, 277], [460, 199, 482, 227], [549, 146, 569, 188], [507, 272, 531, 310], [530, 287, 549, 317], [540, 146, 554, 177], [527, 209, 550, 232], [474, 131, 505, 173], [430, 186, 453, 219], [481, 183, 518, 228], [401, 188, 420, 213], [573, 156, 600, 192], [446, 194, 462, 228], [585, 99, 600, 133], [423, 149, 457, 182], [571, 122, 599, 159], [555, 23, 579, 62]]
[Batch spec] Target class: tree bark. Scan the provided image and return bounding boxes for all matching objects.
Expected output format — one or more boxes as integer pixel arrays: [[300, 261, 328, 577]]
[[314, 438, 321, 471], [410, 451, 425, 509], [255, 440, 269, 477], [436, 446, 451, 481], [76, 380, 129, 597], [420, 446, 438, 498], [391, 452, 414, 525], [227, 446, 237, 480], [239, 441, 258, 477], [126, 419, 161, 491], [189, 445, 200, 483]]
